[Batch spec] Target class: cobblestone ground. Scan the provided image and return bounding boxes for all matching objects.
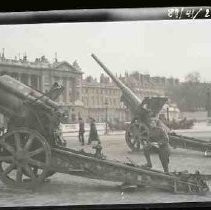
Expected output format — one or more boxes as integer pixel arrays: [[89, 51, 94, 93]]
[[0, 133, 211, 207]]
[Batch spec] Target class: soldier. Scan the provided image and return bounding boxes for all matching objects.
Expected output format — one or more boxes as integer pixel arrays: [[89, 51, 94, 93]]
[[142, 118, 170, 173], [92, 141, 103, 159], [78, 117, 85, 145], [88, 117, 100, 145]]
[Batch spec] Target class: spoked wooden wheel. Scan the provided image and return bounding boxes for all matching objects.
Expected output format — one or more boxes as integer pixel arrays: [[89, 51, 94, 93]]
[[0, 127, 51, 188], [125, 122, 149, 151]]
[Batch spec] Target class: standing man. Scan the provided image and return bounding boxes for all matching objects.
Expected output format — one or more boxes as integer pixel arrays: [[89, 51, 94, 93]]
[[88, 117, 100, 145], [142, 118, 170, 173], [79, 117, 85, 145]]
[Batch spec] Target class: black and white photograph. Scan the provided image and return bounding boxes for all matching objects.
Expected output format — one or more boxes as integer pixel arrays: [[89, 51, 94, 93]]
[[0, 8, 211, 208]]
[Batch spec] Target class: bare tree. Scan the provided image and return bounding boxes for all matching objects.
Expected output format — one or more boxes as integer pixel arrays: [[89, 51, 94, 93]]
[[185, 71, 201, 83]]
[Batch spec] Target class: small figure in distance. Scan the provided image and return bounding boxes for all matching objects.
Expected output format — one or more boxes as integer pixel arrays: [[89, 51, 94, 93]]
[[92, 141, 103, 159], [88, 117, 101, 145], [78, 117, 85, 145]]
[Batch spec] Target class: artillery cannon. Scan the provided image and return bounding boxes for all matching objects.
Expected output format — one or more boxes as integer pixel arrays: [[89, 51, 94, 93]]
[[0, 75, 66, 145], [91, 53, 211, 155], [0, 74, 208, 194]]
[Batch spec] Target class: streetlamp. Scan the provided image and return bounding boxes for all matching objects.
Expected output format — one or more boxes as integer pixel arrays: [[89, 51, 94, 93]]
[[166, 107, 170, 122], [105, 97, 109, 134]]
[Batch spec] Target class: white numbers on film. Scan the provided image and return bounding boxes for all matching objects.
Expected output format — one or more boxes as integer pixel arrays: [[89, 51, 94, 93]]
[[205, 9, 210, 18], [167, 7, 210, 19]]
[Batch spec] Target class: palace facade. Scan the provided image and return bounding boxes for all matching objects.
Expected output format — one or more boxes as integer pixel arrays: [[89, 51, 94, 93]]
[[0, 53, 83, 122]]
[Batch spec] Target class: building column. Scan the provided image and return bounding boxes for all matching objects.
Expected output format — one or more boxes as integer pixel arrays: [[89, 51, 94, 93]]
[[39, 75, 44, 92], [19, 73, 22, 83], [63, 78, 67, 103], [28, 75, 32, 86], [17, 73, 21, 81], [72, 79, 76, 102], [66, 79, 70, 103], [38, 76, 41, 91], [78, 75, 82, 101], [35, 75, 39, 90]]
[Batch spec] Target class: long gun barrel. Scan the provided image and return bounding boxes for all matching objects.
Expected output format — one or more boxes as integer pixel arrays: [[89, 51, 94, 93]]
[[91, 53, 144, 115], [91, 54, 142, 103]]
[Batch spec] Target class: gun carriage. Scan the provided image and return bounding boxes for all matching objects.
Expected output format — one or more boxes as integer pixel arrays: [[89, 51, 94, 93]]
[[0, 74, 209, 194], [91, 54, 211, 155]]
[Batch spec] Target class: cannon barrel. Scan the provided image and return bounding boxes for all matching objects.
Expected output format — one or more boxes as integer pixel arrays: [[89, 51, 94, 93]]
[[91, 54, 144, 114], [0, 75, 61, 118]]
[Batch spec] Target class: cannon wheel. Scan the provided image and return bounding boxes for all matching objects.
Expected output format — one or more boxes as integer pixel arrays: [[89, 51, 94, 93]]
[[0, 127, 52, 188], [125, 122, 149, 152]]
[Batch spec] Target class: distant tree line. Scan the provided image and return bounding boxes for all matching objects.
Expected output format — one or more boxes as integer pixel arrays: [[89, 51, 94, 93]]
[[166, 72, 211, 112]]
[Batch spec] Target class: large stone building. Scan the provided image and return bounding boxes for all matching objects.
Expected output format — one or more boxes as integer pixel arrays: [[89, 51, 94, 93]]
[[0, 53, 83, 122], [120, 71, 179, 99], [80, 73, 172, 123], [0, 52, 180, 125], [81, 75, 130, 123]]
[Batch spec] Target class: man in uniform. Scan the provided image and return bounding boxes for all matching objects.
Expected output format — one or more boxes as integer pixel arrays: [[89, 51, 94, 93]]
[[142, 118, 170, 173], [88, 117, 100, 145]]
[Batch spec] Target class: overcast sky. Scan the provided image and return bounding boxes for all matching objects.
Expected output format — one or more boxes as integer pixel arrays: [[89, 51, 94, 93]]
[[0, 19, 211, 81]]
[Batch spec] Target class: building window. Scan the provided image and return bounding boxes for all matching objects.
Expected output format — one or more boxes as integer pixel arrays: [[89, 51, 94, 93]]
[[11, 73, 18, 80], [31, 75, 38, 90], [20, 74, 28, 85], [92, 96, 95, 106]]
